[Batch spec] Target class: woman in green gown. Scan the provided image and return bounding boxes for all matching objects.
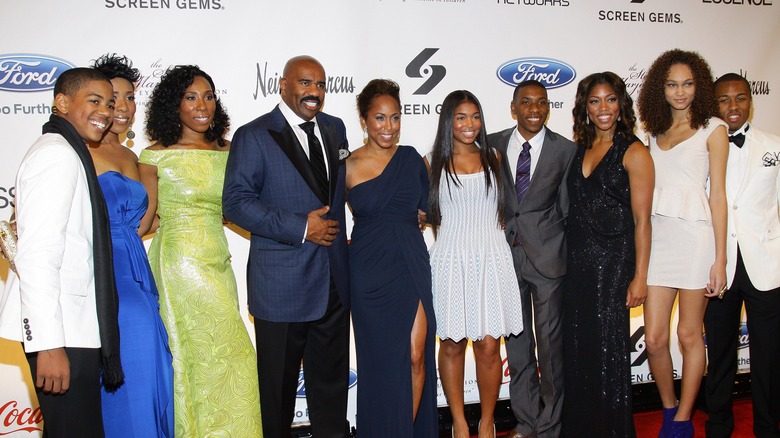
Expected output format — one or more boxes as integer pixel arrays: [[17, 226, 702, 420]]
[[138, 65, 263, 437]]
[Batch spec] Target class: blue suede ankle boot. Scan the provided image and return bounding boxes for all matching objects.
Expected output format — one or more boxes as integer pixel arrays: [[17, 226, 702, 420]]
[[658, 405, 679, 438], [668, 418, 694, 438]]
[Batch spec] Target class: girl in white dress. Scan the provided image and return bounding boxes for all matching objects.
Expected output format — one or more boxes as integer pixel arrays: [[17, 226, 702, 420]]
[[637, 49, 729, 438], [425, 90, 523, 438]]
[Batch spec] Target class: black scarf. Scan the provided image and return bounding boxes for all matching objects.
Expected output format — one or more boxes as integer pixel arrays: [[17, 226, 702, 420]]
[[41, 115, 124, 389]]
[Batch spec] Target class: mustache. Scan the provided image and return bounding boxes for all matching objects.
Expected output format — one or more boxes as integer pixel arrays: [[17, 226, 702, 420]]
[[300, 96, 322, 105]]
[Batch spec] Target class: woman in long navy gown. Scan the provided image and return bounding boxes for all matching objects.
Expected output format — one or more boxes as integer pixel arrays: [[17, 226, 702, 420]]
[[91, 54, 174, 437], [345, 79, 438, 437]]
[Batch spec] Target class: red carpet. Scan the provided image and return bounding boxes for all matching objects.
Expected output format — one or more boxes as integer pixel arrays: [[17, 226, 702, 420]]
[[634, 398, 755, 438], [454, 398, 756, 437]]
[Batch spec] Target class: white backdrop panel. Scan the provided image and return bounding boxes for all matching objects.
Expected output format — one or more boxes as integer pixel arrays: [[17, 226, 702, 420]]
[[1, 0, 777, 434]]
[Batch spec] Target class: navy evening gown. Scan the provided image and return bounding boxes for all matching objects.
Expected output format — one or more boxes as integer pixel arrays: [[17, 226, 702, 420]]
[[347, 146, 438, 437]]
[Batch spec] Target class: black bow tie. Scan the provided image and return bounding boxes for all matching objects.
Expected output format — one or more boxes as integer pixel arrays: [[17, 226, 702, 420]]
[[729, 133, 745, 148]]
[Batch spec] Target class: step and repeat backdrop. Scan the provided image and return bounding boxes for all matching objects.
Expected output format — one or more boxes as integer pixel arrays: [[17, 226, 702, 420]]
[[0, 0, 777, 434]]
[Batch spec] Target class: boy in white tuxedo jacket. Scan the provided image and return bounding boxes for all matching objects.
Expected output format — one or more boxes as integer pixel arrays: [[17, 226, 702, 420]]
[[0, 68, 119, 437], [704, 73, 780, 438]]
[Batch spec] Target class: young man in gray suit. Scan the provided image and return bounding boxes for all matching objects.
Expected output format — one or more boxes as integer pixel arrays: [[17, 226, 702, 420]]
[[488, 80, 577, 438]]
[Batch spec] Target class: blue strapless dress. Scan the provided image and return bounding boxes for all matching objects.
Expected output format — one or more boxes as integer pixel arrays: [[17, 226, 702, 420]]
[[99, 171, 174, 438]]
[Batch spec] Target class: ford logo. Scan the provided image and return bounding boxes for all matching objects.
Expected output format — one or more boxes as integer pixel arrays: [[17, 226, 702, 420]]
[[0, 54, 76, 92], [496, 57, 577, 90], [738, 322, 749, 350], [296, 367, 358, 398]]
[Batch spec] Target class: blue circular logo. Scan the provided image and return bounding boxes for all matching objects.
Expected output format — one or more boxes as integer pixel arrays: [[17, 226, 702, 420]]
[[496, 57, 577, 89], [0, 54, 76, 92]]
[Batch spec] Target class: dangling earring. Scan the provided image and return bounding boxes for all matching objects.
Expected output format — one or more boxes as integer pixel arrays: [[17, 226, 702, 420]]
[[618, 115, 622, 122], [362, 127, 368, 145], [125, 125, 136, 148], [586, 116, 590, 125]]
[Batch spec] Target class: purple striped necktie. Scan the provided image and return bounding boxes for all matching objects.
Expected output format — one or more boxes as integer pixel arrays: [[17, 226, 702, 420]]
[[515, 141, 531, 204]]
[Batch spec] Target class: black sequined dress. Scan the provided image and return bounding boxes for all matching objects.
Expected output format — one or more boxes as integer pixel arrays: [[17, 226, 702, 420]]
[[562, 132, 637, 437]]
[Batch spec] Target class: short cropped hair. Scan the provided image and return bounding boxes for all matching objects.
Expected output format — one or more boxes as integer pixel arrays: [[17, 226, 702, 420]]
[[356, 79, 401, 120], [53, 67, 110, 98]]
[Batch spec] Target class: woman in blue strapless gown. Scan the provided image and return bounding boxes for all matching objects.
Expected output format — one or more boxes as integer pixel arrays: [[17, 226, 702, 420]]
[[98, 172, 174, 437], [346, 79, 438, 437], [91, 54, 174, 437]]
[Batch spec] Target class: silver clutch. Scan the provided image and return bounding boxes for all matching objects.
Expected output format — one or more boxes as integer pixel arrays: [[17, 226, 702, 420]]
[[0, 220, 17, 273]]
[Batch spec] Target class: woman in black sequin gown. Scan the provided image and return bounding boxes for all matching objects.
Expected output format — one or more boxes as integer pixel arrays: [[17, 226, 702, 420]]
[[562, 72, 654, 437]]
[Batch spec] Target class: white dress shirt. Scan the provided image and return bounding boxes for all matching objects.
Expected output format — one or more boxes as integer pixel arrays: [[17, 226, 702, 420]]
[[507, 126, 546, 181], [279, 100, 330, 178], [726, 122, 750, 194]]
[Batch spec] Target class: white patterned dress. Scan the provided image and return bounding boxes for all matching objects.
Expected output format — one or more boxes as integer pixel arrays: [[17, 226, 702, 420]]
[[430, 171, 524, 341]]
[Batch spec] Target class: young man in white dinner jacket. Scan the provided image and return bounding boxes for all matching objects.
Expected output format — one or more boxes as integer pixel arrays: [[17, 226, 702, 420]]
[[704, 73, 780, 438]]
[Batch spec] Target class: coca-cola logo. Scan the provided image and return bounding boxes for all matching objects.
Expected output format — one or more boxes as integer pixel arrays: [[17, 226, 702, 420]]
[[496, 57, 577, 90], [0, 54, 75, 93], [0, 400, 43, 435], [296, 367, 358, 398], [501, 356, 511, 384]]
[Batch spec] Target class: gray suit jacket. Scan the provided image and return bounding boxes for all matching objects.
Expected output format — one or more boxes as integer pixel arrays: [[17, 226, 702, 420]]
[[488, 127, 577, 279]]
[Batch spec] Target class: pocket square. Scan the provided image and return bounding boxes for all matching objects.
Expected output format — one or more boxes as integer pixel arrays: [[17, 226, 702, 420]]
[[762, 152, 780, 167]]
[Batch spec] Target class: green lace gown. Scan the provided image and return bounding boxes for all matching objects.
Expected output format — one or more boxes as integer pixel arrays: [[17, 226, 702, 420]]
[[138, 149, 263, 437]]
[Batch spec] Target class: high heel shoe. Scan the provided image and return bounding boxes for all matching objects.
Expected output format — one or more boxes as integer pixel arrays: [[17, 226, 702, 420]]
[[477, 420, 496, 438], [668, 419, 693, 438], [658, 404, 678, 438], [451, 424, 465, 438]]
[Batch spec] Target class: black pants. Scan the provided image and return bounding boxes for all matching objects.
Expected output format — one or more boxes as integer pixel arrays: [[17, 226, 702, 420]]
[[704, 248, 780, 438], [255, 281, 350, 438], [26, 347, 104, 438]]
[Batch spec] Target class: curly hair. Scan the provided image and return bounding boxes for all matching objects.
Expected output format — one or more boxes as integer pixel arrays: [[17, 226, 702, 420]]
[[637, 49, 718, 136], [91, 53, 140, 85], [145, 65, 229, 147], [572, 71, 637, 148], [428, 90, 504, 237], [356, 79, 401, 120]]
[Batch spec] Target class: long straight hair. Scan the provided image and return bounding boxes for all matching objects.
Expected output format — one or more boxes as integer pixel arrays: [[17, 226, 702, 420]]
[[428, 90, 504, 237]]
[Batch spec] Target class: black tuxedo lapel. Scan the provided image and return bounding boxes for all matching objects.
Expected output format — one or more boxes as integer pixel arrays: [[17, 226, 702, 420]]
[[269, 121, 329, 205], [317, 116, 341, 203]]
